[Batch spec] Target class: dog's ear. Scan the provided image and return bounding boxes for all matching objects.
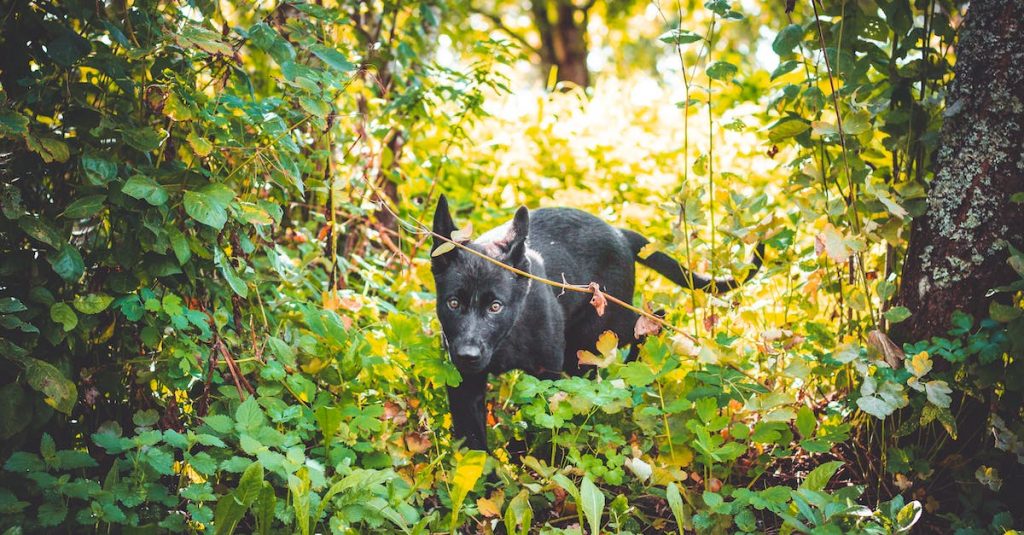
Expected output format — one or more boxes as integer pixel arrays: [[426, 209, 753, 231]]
[[498, 205, 530, 265], [432, 195, 457, 253]]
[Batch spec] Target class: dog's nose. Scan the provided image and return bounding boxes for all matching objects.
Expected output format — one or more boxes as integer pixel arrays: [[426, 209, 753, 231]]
[[455, 346, 482, 364]]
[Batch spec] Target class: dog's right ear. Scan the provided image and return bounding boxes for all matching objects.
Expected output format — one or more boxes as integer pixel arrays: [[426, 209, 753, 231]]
[[432, 194, 457, 253]]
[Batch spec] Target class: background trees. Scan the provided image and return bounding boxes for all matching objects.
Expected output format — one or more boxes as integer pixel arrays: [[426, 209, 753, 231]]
[[0, 0, 1021, 532]]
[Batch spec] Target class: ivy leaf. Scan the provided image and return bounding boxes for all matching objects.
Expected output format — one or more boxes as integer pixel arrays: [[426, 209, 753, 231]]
[[48, 245, 85, 282], [122, 175, 169, 206], [772, 24, 805, 55]]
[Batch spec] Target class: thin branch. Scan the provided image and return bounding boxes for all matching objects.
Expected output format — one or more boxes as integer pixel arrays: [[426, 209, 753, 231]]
[[470, 8, 542, 55]]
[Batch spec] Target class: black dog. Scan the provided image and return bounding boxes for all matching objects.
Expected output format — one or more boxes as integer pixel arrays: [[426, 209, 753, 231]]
[[430, 195, 764, 450]]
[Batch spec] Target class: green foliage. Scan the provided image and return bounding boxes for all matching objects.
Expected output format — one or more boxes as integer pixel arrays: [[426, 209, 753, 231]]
[[0, 0, 1021, 532]]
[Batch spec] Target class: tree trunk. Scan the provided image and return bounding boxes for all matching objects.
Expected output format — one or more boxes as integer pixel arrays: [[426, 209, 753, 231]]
[[530, 0, 591, 88], [893, 0, 1024, 343]]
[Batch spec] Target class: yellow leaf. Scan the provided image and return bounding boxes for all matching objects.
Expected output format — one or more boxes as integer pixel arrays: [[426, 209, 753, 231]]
[[577, 349, 616, 368], [908, 351, 932, 378], [596, 330, 618, 357], [476, 489, 505, 518], [637, 242, 658, 259], [816, 224, 851, 263], [450, 450, 487, 530]]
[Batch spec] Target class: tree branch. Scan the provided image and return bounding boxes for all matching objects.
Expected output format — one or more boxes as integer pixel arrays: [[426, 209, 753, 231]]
[[470, 7, 541, 55]]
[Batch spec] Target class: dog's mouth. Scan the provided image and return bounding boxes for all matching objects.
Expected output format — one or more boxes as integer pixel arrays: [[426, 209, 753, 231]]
[[453, 355, 489, 374]]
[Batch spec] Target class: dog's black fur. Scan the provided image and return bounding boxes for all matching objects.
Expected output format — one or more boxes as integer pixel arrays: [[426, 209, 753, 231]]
[[430, 195, 764, 450]]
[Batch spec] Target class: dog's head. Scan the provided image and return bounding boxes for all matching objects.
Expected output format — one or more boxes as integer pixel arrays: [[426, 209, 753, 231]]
[[430, 195, 531, 374]]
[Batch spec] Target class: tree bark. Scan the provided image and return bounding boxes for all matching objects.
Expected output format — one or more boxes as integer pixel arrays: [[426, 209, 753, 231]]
[[529, 0, 591, 88], [893, 0, 1024, 343]]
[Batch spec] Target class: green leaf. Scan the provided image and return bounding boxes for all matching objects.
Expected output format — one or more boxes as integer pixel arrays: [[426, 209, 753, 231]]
[[842, 110, 872, 135], [50, 302, 78, 331], [82, 154, 118, 185], [184, 191, 228, 229], [924, 380, 952, 408], [666, 483, 687, 535], [168, 226, 192, 264], [23, 357, 77, 414], [772, 24, 805, 55], [706, 61, 738, 81], [311, 44, 355, 73], [26, 134, 70, 163], [659, 29, 703, 45], [62, 194, 106, 219], [123, 127, 166, 153], [884, 306, 912, 324], [800, 460, 843, 492], [857, 395, 896, 419], [895, 500, 922, 532], [770, 60, 799, 80], [0, 297, 27, 314], [214, 248, 249, 298], [768, 119, 809, 142], [235, 396, 265, 432], [449, 450, 487, 530], [18, 216, 64, 248], [48, 245, 85, 282], [122, 175, 169, 206], [579, 476, 605, 535], [0, 110, 29, 138], [796, 406, 816, 438], [73, 293, 114, 314]]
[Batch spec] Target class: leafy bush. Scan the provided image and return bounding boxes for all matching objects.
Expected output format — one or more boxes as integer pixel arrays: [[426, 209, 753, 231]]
[[1, 0, 1022, 533]]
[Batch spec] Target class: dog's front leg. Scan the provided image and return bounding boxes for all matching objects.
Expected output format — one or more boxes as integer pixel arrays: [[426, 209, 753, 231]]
[[447, 372, 489, 450]]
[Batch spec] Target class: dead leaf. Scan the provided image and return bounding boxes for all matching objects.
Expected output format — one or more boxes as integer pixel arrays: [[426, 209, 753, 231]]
[[703, 314, 719, 332], [588, 282, 607, 316], [383, 401, 408, 425], [548, 391, 569, 412], [894, 473, 913, 491], [816, 223, 861, 263], [670, 333, 700, 357], [634, 303, 664, 339], [404, 432, 432, 454], [867, 330, 905, 369], [476, 489, 505, 518]]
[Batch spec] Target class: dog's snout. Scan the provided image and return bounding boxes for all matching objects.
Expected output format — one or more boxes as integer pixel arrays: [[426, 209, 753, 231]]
[[455, 346, 482, 364]]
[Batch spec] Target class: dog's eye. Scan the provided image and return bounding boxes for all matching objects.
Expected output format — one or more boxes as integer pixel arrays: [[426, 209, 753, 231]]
[[446, 297, 460, 310], [488, 301, 503, 313]]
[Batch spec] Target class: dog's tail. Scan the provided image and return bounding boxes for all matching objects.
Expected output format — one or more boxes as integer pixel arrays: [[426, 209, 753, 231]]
[[619, 229, 765, 294]]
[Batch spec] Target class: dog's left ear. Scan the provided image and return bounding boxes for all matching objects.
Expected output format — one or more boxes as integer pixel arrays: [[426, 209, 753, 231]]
[[498, 206, 529, 264], [432, 194, 457, 252]]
